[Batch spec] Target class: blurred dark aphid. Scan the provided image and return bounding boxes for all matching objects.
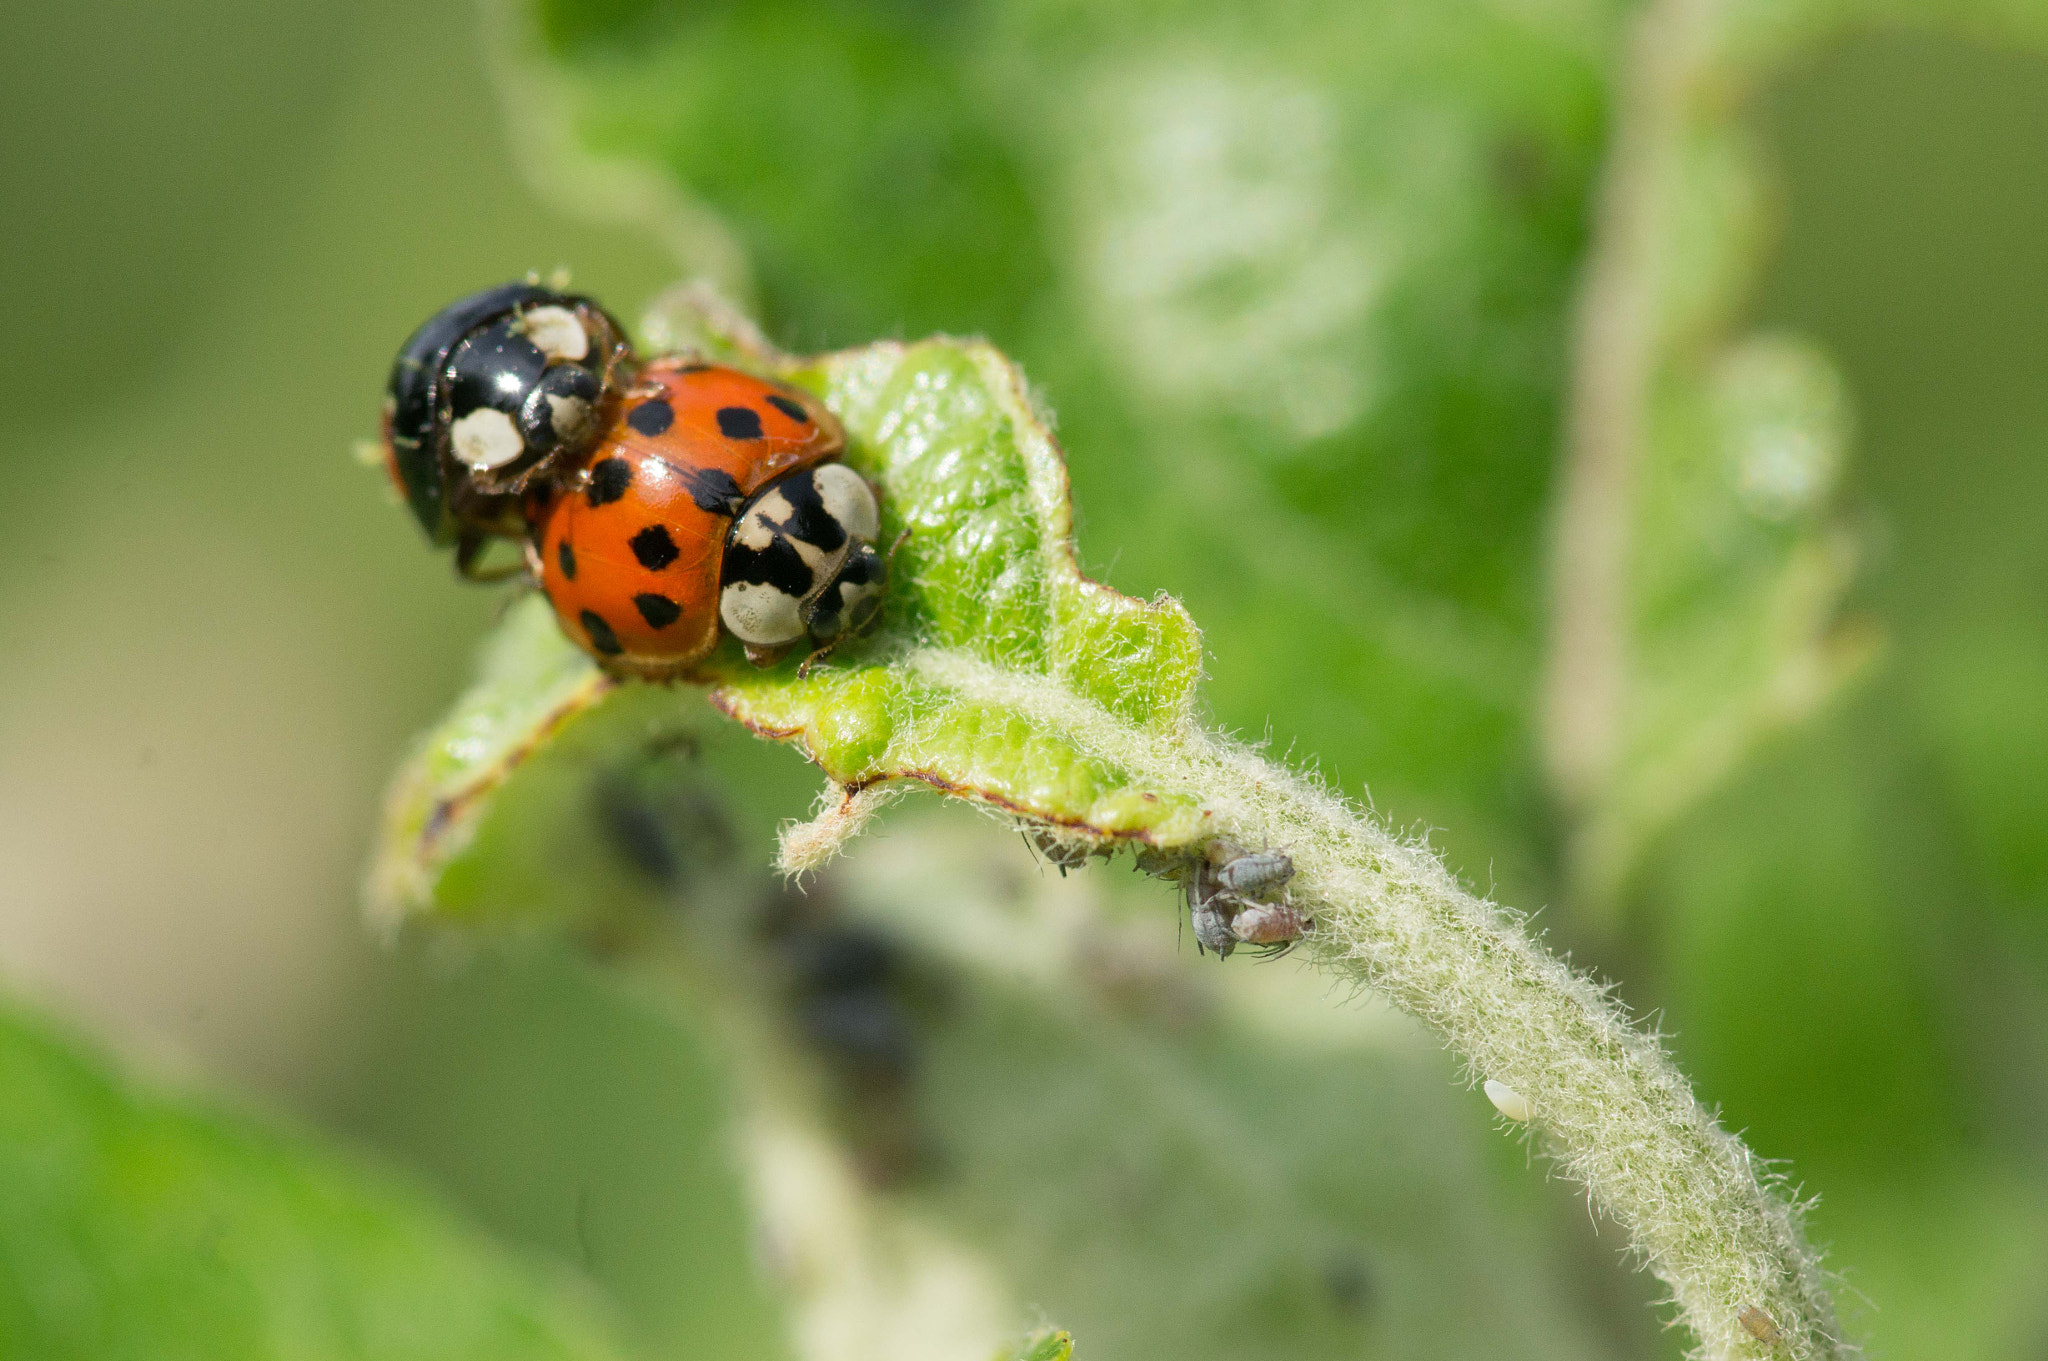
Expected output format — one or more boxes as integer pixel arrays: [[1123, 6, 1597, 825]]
[[592, 773, 681, 884], [780, 923, 901, 998], [753, 871, 841, 941], [1075, 930, 1213, 1031], [756, 876, 941, 1186], [797, 989, 916, 1085], [588, 732, 738, 889]]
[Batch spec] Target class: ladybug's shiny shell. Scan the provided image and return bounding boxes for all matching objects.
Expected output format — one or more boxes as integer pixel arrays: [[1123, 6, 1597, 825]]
[[383, 281, 628, 546], [533, 360, 858, 677]]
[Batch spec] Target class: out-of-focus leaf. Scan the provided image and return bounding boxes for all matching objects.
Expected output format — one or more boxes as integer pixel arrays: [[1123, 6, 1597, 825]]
[[1643, 37, 2048, 1357], [0, 997, 634, 1361], [1542, 0, 2048, 921]]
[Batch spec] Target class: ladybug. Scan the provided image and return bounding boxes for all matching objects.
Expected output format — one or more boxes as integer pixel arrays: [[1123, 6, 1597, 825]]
[[382, 280, 632, 575], [530, 358, 888, 677]]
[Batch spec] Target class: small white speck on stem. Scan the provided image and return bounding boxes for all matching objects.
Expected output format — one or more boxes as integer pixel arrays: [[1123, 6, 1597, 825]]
[[1483, 1079, 1533, 1122]]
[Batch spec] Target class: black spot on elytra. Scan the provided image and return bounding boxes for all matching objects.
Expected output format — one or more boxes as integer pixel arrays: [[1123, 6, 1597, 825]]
[[765, 393, 810, 425], [716, 405, 764, 441], [557, 539, 577, 581], [626, 398, 674, 436], [580, 609, 623, 655], [634, 593, 683, 629], [586, 457, 631, 507], [653, 458, 746, 516], [630, 524, 679, 571]]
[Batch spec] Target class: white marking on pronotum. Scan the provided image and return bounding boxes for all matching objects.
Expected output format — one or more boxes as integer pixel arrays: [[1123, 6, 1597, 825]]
[[520, 305, 589, 362], [450, 408, 523, 469], [836, 574, 884, 616], [733, 511, 777, 551], [786, 533, 834, 575], [545, 393, 591, 442], [720, 580, 805, 645], [1483, 1079, 1532, 1122], [812, 463, 881, 541]]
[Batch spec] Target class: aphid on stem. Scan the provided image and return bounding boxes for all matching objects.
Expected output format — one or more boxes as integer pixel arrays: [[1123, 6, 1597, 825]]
[[1152, 836, 1308, 959]]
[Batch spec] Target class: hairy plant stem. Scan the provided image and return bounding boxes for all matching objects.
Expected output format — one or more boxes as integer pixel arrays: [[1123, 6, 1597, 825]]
[[786, 645, 1850, 1360]]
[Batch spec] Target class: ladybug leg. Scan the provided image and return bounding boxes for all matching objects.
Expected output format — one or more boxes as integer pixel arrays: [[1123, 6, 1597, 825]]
[[795, 635, 844, 680], [883, 525, 911, 573], [483, 539, 545, 625], [453, 529, 530, 583]]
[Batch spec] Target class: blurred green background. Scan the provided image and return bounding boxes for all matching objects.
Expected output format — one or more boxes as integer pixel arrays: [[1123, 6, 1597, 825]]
[[1, 0, 2045, 1357]]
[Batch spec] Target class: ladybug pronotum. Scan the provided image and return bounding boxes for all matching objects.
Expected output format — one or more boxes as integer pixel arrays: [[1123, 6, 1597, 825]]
[[381, 284, 889, 675], [383, 281, 632, 575]]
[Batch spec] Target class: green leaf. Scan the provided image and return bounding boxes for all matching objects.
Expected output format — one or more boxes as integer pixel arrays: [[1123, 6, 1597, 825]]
[[370, 598, 614, 929], [0, 996, 634, 1361], [499, 0, 1621, 899], [371, 290, 1208, 916]]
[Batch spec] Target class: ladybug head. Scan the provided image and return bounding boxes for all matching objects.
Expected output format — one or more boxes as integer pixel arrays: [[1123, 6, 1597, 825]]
[[719, 463, 888, 657], [383, 281, 631, 543]]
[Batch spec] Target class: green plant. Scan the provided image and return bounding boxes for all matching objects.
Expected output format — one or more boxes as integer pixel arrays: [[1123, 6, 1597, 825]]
[[361, 1, 2048, 1357], [8, 0, 2048, 1358], [371, 270, 1847, 1354]]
